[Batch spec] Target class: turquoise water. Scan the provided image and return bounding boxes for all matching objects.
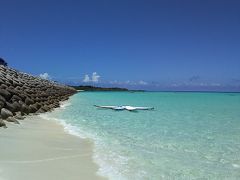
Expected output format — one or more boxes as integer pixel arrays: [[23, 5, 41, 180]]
[[44, 92, 240, 179]]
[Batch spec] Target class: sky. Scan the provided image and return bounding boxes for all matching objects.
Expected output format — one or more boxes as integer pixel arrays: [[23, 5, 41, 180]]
[[0, 0, 240, 91]]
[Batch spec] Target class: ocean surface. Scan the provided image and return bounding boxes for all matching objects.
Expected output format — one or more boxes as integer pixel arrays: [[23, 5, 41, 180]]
[[42, 92, 240, 179]]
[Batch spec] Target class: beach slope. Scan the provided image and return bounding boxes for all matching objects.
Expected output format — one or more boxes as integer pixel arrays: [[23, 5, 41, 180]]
[[0, 116, 106, 180]]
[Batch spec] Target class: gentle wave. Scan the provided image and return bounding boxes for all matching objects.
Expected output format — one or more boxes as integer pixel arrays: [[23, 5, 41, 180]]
[[39, 101, 126, 180], [39, 115, 128, 179], [39, 92, 240, 179]]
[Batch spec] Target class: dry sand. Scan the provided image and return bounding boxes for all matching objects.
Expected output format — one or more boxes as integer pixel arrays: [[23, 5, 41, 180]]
[[0, 116, 106, 180]]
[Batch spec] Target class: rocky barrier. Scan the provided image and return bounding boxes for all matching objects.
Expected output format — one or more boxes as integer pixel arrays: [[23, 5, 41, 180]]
[[0, 65, 76, 128]]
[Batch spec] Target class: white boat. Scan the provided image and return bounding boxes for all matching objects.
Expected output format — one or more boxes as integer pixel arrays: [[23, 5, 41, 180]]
[[124, 106, 154, 111], [94, 105, 154, 111]]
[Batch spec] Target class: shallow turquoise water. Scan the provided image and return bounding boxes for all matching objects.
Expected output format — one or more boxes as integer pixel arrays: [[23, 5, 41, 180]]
[[45, 92, 240, 179]]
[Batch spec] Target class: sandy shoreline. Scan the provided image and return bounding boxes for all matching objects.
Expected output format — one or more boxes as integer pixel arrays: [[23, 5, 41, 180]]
[[0, 116, 106, 180]]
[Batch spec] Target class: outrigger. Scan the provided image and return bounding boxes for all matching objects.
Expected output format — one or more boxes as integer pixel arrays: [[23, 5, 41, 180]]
[[94, 105, 154, 111]]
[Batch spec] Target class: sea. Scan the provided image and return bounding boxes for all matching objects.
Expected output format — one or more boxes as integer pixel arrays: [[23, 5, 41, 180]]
[[41, 92, 240, 180]]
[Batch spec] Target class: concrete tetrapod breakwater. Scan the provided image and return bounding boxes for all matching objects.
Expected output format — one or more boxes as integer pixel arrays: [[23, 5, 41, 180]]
[[0, 65, 76, 128]]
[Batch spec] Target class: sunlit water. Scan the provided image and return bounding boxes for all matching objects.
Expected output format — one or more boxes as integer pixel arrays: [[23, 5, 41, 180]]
[[42, 92, 240, 179]]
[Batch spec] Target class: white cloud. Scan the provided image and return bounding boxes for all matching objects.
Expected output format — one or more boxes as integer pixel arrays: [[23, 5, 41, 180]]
[[139, 80, 148, 85], [125, 80, 131, 84], [170, 82, 222, 87], [83, 74, 91, 82], [171, 83, 180, 87], [92, 72, 100, 82], [39, 73, 51, 80], [108, 80, 149, 86], [210, 83, 221, 87], [109, 80, 120, 84], [83, 72, 100, 83]]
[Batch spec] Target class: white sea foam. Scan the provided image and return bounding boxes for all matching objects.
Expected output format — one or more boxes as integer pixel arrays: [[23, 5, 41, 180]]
[[93, 144, 128, 180], [38, 105, 126, 179], [58, 121, 129, 179], [59, 100, 72, 109], [37, 92, 240, 179], [232, 164, 240, 168]]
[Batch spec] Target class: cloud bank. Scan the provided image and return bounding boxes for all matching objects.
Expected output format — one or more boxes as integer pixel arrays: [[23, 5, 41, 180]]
[[109, 80, 149, 86], [138, 80, 148, 85], [83, 72, 100, 83], [83, 74, 90, 82]]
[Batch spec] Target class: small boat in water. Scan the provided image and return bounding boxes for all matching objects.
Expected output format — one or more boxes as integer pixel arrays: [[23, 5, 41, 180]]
[[94, 105, 154, 111]]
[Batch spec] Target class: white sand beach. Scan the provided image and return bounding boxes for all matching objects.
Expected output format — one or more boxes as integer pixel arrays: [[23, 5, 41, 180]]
[[0, 116, 106, 180]]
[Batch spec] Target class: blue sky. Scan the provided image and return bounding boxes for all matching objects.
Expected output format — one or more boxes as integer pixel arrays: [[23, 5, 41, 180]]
[[1, 0, 240, 91]]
